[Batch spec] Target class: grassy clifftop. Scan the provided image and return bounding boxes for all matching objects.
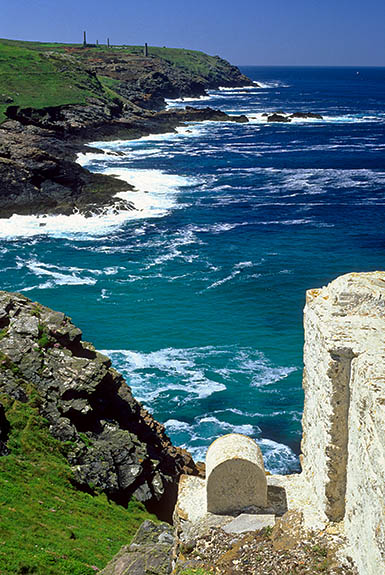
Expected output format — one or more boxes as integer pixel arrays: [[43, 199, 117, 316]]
[[0, 38, 249, 122], [0, 41, 117, 122]]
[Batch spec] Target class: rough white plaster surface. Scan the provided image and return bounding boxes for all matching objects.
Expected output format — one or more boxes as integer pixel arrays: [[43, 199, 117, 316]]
[[301, 272, 385, 574]]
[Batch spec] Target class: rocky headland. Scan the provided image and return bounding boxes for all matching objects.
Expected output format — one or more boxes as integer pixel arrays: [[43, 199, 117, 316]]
[[0, 41, 251, 217]]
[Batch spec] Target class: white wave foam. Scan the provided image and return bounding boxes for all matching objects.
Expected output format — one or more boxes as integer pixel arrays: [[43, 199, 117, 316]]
[[19, 259, 97, 291], [253, 81, 290, 89], [258, 438, 299, 474], [101, 345, 296, 405], [17, 259, 123, 291], [217, 84, 260, 92], [99, 347, 228, 404], [247, 112, 385, 125], [99, 345, 298, 471], [197, 416, 257, 436], [203, 260, 262, 291], [165, 95, 213, 107], [163, 419, 191, 431], [186, 222, 249, 234], [0, 169, 194, 241]]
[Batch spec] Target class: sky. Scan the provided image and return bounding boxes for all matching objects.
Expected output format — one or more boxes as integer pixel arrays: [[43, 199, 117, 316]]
[[1, 0, 385, 66]]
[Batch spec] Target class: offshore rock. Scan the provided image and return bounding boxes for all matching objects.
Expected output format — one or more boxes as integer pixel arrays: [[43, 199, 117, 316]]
[[267, 111, 323, 122], [267, 113, 291, 122], [0, 291, 197, 520], [290, 112, 323, 119]]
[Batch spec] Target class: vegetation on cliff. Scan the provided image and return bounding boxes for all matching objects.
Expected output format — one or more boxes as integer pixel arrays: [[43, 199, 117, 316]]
[[0, 395, 155, 575], [0, 289, 198, 575], [0, 38, 250, 122]]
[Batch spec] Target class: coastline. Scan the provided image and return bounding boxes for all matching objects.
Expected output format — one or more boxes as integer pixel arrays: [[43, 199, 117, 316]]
[[0, 106, 250, 222], [0, 43, 253, 220]]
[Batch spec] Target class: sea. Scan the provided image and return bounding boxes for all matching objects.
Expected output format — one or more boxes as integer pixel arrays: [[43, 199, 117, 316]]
[[1, 66, 385, 473]]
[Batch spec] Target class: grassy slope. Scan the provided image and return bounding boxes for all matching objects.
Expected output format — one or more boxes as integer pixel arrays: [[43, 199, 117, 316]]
[[0, 42, 110, 122], [0, 38, 231, 122], [0, 394, 155, 575]]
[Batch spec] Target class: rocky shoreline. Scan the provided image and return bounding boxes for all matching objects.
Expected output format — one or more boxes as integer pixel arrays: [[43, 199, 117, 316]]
[[0, 47, 251, 218]]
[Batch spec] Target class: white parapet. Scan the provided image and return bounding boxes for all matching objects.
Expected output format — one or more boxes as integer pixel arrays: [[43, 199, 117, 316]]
[[301, 271, 385, 575]]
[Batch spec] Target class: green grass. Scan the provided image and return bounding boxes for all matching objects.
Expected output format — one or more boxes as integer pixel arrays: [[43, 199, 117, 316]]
[[0, 41, 115, 122], [0, 395, 156, 575], [139, 46, 224, 76]]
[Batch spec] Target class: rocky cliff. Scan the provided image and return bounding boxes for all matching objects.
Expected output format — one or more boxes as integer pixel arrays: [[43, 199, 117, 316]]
[[0, 290, 197, 520]]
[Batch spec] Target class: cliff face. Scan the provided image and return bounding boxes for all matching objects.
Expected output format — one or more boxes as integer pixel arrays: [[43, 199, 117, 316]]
[[301, 272, 385, 575], [0, 291, 197, 520]]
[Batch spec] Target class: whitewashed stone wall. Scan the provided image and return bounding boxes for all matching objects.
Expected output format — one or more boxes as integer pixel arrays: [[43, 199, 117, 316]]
[[301, 272, 385, 574]]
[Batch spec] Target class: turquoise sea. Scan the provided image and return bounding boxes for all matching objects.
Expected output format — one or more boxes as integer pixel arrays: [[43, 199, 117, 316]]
[[1, 67, 385, 472]]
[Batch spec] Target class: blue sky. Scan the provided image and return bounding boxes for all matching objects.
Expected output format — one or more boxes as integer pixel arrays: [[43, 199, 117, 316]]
[[2, 0, 385, 66]]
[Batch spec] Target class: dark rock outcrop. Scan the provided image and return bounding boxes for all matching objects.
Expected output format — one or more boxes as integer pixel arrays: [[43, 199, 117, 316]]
[[78, 49, 252, 111], [290, 112, 323, 119], [101, 520, 174, 575], [267, 113, 292, 123], [0, 120, 131, 217], [0, 403, 9, 456], [267, 111, 323, 123], [0, 107, 248, 217], [0, 291, 197, 520]]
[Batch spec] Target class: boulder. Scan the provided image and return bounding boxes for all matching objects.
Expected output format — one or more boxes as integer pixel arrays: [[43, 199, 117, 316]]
[[100, 520, 173, 575], [222, 513, 275, 534]]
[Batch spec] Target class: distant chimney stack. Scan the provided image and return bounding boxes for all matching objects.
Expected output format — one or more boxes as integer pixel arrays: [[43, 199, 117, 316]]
[[107, 37, 110, 48], [83, 31, 87, 47], [144, 42, 148, 57]]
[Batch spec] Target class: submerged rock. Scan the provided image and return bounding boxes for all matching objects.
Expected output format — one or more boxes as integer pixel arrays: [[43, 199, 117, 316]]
[[0, 291, 197, 520]]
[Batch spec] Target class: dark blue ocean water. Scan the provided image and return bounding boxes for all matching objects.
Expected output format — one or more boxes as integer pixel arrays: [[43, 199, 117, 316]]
[[1, 67, 384, 472]]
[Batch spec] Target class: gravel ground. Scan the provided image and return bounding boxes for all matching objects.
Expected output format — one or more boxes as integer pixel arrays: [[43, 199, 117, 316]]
[[175, 524, 358, 575]]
